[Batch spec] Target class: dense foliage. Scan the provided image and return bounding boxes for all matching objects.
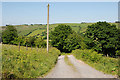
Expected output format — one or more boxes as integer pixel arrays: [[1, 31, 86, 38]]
[[72, 49, 119, 75], [34, 37, 46, 48], [85, 22, 119, 57], [2, 25, 47, 48], [7, 35, 46, 48], [64, 32, 87, 52], [2, 25, 18, 44], [50, 24, 73, 52], [2, 44, 60, 78], [50, 24, 86, 53]]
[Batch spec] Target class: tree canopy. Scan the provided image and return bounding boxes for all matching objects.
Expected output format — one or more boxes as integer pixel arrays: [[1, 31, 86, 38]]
[[85, 22, 119, 56], [50, 24, 73, 52], [34, 37, 46, 48], [64, 32, 87, 52], [2, 25, 18, 44], [50, 24, 86, 53]]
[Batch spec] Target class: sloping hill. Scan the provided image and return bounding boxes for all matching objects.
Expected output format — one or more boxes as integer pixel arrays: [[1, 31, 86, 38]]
[[1, 23, 118, 38]]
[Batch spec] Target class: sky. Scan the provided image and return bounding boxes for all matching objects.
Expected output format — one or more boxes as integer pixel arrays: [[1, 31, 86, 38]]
[[2, 2, 118, 25]]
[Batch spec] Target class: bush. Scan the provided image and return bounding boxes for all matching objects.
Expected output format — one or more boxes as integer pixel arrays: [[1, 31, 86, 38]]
[[72, 49, 119, 75], [2, 44, 60, 78], [10, 36, 25, 45], [34, 37, 46, 48], [2, 25, 18, 44]]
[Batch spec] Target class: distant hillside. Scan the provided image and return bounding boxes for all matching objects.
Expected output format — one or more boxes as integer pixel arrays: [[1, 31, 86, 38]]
[[0, 23, 118, 38]]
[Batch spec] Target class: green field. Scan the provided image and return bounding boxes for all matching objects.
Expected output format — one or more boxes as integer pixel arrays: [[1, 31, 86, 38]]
[[27, 29, 46, 37], [15, 25, 46, 36]]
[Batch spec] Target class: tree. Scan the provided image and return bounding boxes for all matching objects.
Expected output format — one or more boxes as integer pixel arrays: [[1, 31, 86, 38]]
[[117, 29, 120, 50], [34, 37, 46, 48], [115, 21, 120, 23], [11, 36, 25, 45], [85, 22, 119, 57], [50, 24, 73, 52], [116, 29, 120, 56], [23, 37, 29, 47], [64, 32, 87, 52], [28, 37, 36, 47], [2, 25, 18, 44]]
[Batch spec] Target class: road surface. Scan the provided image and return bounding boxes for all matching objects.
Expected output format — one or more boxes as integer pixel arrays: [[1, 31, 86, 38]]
[[45, 55, 115, 78]]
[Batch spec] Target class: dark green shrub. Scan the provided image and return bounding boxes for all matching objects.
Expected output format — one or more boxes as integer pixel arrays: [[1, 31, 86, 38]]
[[85, 22, 119, 57], [2, 25, 18, 44]]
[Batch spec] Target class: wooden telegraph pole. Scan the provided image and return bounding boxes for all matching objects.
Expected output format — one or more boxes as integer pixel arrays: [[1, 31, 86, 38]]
[[47, 4, 49, 52]]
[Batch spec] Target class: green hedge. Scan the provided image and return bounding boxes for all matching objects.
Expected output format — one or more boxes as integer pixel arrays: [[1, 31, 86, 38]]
[[72, 49, 119, 76], [2, 44, 60, 78]]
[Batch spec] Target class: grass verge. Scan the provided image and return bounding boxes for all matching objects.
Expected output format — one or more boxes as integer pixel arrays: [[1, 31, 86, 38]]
[[72, 49, 119, 77], [2, 44, 60, 78]]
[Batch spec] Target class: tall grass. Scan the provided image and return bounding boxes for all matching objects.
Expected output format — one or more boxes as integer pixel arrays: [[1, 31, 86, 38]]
[[2, 44, 60, 78], [72, 49, 119, 76]]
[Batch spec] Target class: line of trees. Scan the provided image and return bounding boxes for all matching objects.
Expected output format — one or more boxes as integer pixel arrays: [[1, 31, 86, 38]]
[[2, 25, 46, 48], [2, 22, 120, 57], [50, 22, 120, 57]]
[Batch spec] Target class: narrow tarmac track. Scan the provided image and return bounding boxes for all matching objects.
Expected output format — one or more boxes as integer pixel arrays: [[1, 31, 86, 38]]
[[45, 55, 115, 78]]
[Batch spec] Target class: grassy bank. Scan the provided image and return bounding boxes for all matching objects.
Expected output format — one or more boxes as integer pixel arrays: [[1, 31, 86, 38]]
[[2, 44, 60, 78], [72, 49, 119, 77]]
